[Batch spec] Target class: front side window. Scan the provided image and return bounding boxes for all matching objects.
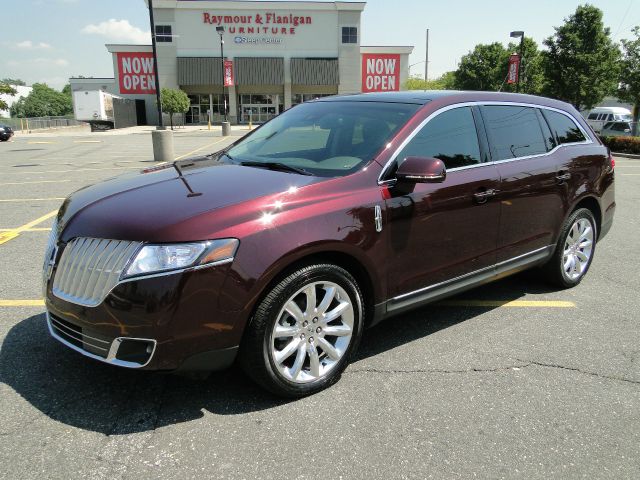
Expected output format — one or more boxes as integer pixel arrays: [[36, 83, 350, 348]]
[[482, 106, 548, 160], [341, 27, 358, 44], [395, 107, 482, 169], [226, 101, 418, 177], [155, 25, 172, 43], [543, 110, 587, 144]]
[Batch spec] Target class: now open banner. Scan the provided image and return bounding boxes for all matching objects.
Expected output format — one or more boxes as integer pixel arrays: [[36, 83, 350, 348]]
[[117, 52, 156, 95], [361, 54, 400, 93]]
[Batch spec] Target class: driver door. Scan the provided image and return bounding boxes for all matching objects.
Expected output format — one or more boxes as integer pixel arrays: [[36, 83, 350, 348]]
[[384, 106, 501, 303]]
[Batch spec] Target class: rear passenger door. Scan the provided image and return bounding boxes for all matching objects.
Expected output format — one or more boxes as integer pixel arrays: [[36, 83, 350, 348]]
[[481, 105, 565, 262]]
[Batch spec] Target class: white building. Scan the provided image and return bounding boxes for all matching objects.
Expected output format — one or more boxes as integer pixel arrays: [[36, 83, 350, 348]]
[[0, 85, 32, 118], [71, 0, 413, 125]]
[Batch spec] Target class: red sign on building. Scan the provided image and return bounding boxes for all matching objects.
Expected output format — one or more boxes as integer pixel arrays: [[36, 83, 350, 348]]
[[361, 54, 400, 93], [224, 60, 234, 87], [117, 52, 156, 94], [507, 54, 520, 84]]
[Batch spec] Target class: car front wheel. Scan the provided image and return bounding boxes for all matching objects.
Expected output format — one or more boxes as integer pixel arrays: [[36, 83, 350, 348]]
[[239, 264, 364, 397]]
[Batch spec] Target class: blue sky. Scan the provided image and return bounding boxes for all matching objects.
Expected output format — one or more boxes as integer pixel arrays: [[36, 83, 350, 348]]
[[1, 0, 637, 89]]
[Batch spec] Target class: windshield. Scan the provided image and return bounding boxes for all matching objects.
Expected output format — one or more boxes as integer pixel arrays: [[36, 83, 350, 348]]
[[225, 100, 419, 177]]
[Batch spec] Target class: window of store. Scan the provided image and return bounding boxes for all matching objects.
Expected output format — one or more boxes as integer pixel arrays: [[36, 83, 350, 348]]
[[185, 94, 226, 124], [238, 94, 281, 124], [155, 25, 172, 43], [341, 27, 358, 44], [292, 94, 332, 105]]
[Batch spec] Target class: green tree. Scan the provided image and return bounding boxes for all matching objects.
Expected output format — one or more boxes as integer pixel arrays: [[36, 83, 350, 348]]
[[0, 83, 18, 112], [1, 78, 26, 86], [618, 26, 640, 130], [404, 71, 457, 90], [454, 42, 509, 91], [9, 83, 73, 118], [160, 87, 190, 130], [541, 4, 621, 110]]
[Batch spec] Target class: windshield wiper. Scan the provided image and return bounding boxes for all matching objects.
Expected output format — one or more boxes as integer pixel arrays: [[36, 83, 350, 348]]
[[240, 161, 313, 176]]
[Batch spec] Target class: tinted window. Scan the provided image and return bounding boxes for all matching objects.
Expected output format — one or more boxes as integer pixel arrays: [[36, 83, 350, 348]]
[[341, 27, 357, 44], [543, 110, 587, 144], [587, 113, 598, 120], [396, 107, 481, 169], [155, 25, 172, 43], [482, 106, 547, 160], [612, 122, 630, 132], [227, 101, 418, 177]]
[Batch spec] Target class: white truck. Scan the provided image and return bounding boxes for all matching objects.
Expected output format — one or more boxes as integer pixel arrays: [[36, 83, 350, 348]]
[[73, 90, 137, 131]]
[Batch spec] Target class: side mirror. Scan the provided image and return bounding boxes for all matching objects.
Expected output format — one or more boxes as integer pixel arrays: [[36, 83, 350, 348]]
[[396, 156, 447, 183]]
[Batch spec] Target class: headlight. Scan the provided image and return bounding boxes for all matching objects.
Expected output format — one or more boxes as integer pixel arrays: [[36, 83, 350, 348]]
[[123, 238, 239, 278], [0, 127, 5, 132]]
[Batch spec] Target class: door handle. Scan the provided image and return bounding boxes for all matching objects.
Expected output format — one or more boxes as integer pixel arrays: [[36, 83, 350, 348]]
[[556, 172, 571, 183], [473, 188, 499, 204]]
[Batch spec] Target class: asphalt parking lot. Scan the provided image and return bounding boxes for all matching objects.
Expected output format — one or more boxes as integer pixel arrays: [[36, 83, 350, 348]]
[[1, 128, 639, 479]]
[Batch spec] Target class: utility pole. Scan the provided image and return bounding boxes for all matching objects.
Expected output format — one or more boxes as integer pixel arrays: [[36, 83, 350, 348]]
[[425, 29, 429, 81], [148, 0, 163, 129]]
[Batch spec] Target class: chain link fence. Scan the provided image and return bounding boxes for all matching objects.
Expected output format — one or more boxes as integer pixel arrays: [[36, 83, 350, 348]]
[[0, 116, 86, 132]]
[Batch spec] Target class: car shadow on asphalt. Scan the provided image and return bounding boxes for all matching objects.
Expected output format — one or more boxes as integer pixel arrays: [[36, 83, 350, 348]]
[[0, 271, 558, 435]]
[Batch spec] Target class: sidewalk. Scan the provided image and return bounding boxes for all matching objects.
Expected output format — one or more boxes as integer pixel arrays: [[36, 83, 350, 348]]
[[12, 124, 252, 138]]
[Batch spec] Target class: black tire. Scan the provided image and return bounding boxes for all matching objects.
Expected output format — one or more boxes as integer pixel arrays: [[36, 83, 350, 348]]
[[541, 208, 597, 288], [239, 263, 364, 398]]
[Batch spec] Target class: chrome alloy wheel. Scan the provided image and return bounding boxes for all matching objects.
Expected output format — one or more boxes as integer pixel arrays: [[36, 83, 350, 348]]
[[270, 281, 354, 383], [562, 218, 594, 281]]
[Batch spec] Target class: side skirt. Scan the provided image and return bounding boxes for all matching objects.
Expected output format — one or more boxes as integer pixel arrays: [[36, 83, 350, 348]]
[[377, 246, 554, 320]]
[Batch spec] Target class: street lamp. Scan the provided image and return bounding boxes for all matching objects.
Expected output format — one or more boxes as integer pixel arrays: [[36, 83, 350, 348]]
[[510, 30, 525, 93], [216, 26, 228, 123]]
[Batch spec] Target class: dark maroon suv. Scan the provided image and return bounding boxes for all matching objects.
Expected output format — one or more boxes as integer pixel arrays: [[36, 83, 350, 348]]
[[43, 91, 615, 396]]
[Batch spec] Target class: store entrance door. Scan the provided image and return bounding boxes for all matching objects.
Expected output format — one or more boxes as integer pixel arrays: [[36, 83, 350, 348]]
[[186, 105, 201, 124], [238, 95, 281, 124]]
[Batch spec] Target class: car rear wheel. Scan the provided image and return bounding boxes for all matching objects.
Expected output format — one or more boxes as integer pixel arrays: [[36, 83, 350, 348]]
[[239, 264, 364, 397], [542, 208, 596, 288]]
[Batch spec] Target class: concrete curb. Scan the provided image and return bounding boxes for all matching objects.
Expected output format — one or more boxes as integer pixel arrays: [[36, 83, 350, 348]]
[[611, 152, 640, 159]]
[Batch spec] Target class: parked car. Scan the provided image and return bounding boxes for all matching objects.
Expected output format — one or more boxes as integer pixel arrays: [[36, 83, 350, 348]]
[[0, 124, 14, 141], [585, 106, 632, 133], [600, 121, 633, 137], [43, 91, 615, 397]]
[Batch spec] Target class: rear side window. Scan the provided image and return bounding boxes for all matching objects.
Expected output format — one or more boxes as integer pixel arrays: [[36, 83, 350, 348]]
[[481, 106, 548, 160], [396, 107, 481, 169], [587, 113, 598, 120], [543, 110, 587, 144]]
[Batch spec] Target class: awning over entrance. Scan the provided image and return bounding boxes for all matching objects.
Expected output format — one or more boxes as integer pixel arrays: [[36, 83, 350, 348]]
[[234, 57, 284, 85], [178, 57, 223, 86], [291, 58, 339, 85]]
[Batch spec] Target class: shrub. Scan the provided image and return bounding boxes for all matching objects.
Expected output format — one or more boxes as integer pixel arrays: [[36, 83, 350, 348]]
[[600, 135, 640, 154]]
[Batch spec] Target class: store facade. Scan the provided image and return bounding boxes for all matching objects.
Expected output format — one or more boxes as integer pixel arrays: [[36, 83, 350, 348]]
[[70, 1, 413, 125]]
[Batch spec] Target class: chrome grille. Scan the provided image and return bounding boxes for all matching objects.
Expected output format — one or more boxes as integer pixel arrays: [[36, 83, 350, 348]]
[[48, 313, 112, 358], [52, 237, 142, 307]]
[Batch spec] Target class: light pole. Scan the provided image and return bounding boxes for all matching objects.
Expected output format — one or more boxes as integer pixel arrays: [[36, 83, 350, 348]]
[[216, 26, 228, 124], [147, 0, 174, 163], [510, 30, 525, 93]]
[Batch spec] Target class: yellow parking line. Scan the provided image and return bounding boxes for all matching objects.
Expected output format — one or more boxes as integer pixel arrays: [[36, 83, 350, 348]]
[[0, 227, 51, 232], [0, 198, 64, 203], [27, 141, 56, 144], [174, 138, 227, 160], [0, 210, 57, 246], [0, 166, 139, 175], [0, 180, 72, 186], [0, 300, 44, 307], [73, 140, 102, 143], [435, 300, 575, 308]]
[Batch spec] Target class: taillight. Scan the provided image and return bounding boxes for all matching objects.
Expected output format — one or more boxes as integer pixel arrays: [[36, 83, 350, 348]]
[[609, 153, 615, 169]]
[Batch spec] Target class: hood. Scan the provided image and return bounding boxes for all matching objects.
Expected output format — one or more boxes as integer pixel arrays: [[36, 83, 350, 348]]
[[59, 157, 321, 242]]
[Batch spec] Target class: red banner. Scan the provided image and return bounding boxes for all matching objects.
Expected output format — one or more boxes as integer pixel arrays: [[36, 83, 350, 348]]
[[361, 54, 400, 93], [117, 52, 156, 94], [507, 54, 520, 84], [224, 60, 234, 86]]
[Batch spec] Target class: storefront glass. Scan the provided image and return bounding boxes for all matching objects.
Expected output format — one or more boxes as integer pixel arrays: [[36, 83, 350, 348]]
[[238, 94, 281, 123], [186, 94, 227, 124]]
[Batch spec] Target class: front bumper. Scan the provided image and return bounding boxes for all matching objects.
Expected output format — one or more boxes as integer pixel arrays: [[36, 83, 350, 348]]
[[44, 262, 245, 371]]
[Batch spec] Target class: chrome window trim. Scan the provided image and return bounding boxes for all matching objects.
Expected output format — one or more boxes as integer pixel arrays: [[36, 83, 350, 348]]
[[378, 101, 594, 184], [46, 312, 157, 368]]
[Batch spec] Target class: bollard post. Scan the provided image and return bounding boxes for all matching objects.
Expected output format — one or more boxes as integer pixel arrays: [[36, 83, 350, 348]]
[[151, 128, 175, 162], [221, 121, 230, 136]]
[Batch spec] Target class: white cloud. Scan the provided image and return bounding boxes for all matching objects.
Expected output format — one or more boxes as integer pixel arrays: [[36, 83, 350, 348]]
[[81, 19, 151, 44], [16, 40, 52, 49]]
